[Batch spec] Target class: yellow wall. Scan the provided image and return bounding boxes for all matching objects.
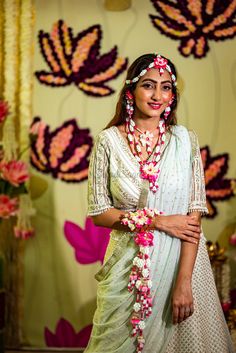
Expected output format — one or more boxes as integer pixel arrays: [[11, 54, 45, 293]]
[[24, 0, 236, 346]]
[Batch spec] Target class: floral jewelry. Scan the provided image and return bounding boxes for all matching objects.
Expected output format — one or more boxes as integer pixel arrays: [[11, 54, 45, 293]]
[[126, 117, 166, 193], [163, 97, 174, 120], [135, 127, 157, 153], [121, 208, 162, 353], [125, 54, 177, 87], [125, 90, 134, 120]]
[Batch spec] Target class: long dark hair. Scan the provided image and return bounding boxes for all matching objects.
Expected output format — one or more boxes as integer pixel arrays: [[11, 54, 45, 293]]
[[106, 53, 179, 129]]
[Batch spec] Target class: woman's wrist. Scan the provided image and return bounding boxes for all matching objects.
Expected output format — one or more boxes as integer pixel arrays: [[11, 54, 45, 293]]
[[176, 272, 192, 283], [152, 215, 165, 232]]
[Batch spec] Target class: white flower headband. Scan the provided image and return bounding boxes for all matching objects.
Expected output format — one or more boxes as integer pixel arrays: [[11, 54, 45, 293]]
[[125, 54, 177, 86]]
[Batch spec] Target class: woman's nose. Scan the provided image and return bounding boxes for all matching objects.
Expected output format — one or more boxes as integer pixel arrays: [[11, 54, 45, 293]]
[[151, 86, 161, 101]]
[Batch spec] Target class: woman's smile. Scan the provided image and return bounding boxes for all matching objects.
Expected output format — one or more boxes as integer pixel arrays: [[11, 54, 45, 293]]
[[148, 102, 163, 110]]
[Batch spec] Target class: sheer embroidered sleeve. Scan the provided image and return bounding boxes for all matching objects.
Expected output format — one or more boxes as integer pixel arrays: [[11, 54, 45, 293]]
[[188, 130, 208, 215], [87, 132, 114, 216]]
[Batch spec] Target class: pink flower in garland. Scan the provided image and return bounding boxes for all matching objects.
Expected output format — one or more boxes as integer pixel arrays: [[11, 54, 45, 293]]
[[35, 20, 128, 96], [30, 117, 93, 183], [64, 217, 110, 264], [229, 233, 236, 246], [0, 160, 29, 187], [14, 226, 34, 239], [150, 0, 236, 58], [44, 318, 92, 348], [200, 146, 236, 218], [0, 194, 18, 218], [0, 100, 9, 123]]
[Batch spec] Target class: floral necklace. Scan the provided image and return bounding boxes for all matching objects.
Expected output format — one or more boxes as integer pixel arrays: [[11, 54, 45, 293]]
[[134, 126, 157, 153], [126, 118, 166, 193]]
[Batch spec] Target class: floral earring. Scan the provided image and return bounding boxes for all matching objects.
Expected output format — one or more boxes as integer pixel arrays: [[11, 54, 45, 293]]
[[163, 96, 174, 120], [125, 90, 134, 121]]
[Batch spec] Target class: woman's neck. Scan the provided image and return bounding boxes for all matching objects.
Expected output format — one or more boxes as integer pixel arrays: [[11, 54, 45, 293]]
[[133, 115, 160, 131]]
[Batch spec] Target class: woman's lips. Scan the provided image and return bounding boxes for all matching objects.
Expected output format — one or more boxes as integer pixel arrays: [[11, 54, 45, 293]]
[[148, 103, 162, 110]]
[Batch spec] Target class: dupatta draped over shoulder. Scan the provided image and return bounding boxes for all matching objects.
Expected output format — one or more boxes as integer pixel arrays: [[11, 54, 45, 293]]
[[85, 125, 235, 353]]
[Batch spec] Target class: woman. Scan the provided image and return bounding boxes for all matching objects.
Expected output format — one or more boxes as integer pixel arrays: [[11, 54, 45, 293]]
[[85, 54, 235, 353]]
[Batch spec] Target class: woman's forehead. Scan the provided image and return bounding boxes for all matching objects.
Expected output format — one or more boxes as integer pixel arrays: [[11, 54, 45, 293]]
[[139, 68, 172, 82]]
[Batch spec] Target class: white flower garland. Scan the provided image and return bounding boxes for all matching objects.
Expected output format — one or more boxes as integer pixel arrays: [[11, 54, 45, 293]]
[[17, 0, 35, 240], [0, 1, 3, 96], [2, 0, 19, 161], [19, 0, 34, 157], [121, 208, 162, 353]]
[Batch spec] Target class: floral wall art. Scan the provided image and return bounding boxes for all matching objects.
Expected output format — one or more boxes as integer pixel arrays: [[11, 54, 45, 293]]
[[150, 0, 236, 58], [30, 117, 93, 182], [35, 20, 128, 96], [201, 146, 236, 218]]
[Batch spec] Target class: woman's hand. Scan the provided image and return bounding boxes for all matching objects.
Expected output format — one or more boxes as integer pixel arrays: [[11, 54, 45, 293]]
[[153, 214, 200, 244], [172, 278, 194, 324]]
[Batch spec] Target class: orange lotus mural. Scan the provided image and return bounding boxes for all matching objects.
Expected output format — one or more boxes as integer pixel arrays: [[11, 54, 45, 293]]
[[150, 0, 236, 58], [200, 146, 236, 217], [35, 20, 128, 96]]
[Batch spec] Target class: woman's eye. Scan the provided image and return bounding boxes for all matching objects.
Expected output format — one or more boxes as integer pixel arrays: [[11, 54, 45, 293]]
[[163, 85, 172, 91], [142, 83, 154, 89]]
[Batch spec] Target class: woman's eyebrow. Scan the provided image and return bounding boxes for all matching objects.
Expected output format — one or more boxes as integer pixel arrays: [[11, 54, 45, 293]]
[[140, 78, 172, 84]]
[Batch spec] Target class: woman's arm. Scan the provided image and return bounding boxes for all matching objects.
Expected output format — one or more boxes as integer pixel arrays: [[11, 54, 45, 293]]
[[171, 211, 201, 324], [92, 209, 200, 244], [92, 208, 127, 231]]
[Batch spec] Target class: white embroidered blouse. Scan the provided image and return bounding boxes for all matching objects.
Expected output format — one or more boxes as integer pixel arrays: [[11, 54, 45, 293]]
[[87, 125, 208, 217]]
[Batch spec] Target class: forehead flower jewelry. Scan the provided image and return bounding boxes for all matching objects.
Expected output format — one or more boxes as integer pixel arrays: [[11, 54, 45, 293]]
[[125, 54, 177, 86]]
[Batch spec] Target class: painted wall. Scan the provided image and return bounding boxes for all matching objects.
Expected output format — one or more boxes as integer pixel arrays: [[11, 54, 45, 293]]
[[24, 0, 236, 347]]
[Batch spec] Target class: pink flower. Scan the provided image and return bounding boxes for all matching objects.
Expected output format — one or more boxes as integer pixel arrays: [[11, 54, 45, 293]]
[[140, 162, 159, 181], [0, 194, 18, 218], [14, 226, 34, 239], [131, 317, 140, 325], [229, 233, 236, 246], [0, 100, 9, 123], [0, 160, 29, 187], [126, 90, 133, 100], [134, 232, 154, 246], [153, 55, 168, 68], [221, 301, 231, 313]]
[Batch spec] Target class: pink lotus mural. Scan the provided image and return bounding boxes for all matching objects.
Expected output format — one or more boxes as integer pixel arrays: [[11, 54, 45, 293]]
[[35, 20, 128, 96], [64, 217, 110, 264], [45, 318, 92, 347]]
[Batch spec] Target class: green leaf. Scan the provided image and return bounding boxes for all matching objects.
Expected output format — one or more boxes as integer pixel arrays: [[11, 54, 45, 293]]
[[0, 179, 6, 194], [9, 184, 28, 197]]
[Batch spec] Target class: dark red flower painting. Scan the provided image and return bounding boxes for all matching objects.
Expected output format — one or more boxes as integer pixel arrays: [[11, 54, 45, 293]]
[[30, 117, 93, 182], [150, 0, 236, 58], [201, 146, 236, 218], [35, 20, 128, 96]]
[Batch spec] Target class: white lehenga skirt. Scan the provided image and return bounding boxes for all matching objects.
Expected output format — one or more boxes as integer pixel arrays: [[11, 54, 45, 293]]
[[84, 231, 235, 353]]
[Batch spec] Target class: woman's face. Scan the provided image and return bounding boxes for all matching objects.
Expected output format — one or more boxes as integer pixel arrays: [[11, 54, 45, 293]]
[[133, 68, 173, 120]]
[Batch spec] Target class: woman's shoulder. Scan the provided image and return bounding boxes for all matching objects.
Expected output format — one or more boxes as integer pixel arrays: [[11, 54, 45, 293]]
[[172, 125, 198, 140], [93, 126, 118, 151], [171, 124, 189, 137], [94, 126, 116, 141]]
